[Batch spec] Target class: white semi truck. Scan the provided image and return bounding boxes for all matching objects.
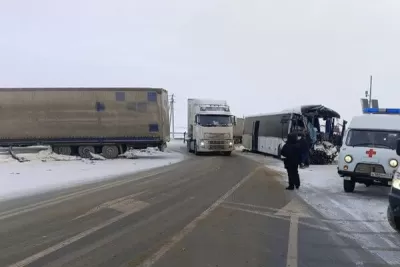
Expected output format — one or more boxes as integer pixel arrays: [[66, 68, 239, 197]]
[[186, 98, 236, 156]]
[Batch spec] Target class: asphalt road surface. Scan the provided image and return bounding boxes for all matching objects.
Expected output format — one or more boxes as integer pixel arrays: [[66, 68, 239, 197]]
[[0, 151, 391, 267]]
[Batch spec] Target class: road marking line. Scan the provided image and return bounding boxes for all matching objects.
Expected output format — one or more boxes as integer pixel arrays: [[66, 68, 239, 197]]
[[7, 199, 149, 267], [0, 167, 174, 221], [72, 191, 147, 220], [286, 215, 298, 267], [137, 166, 264, 267], [274, 199, 310, 267]]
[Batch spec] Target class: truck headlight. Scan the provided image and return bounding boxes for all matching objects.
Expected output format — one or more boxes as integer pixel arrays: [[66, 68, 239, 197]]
[[344, 155, 352, 163], [228, 141, 233, 146], [389, 159, 398, 168], [200, 141, 205, 147]]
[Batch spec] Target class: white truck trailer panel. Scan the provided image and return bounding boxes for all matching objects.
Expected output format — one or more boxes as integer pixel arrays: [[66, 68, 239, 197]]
[[0, 88, 170, 147], [233, 117, 244, 142]]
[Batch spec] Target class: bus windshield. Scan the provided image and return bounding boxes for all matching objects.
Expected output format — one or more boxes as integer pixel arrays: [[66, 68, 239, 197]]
[[197, 115, 231, 127], [345, 129, 400, 149]]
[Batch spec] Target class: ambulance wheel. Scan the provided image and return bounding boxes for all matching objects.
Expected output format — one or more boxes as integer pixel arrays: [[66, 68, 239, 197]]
[[343, 180, 355, 193]]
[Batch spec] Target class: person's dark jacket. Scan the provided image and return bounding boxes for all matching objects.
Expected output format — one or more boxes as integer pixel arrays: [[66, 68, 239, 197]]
[[281, 133, 301, 169]]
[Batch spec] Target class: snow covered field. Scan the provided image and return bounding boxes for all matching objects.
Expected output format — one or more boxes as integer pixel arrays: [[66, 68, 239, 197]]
[[0, 140, 185, 201], [237, 150, 400, 265]]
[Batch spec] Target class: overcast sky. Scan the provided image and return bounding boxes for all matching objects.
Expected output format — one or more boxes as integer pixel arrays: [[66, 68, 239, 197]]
[[1, 0, 399, 129]]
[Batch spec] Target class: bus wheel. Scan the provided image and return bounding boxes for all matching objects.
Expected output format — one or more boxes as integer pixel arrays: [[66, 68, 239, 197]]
[[343, 180, 355, 193]]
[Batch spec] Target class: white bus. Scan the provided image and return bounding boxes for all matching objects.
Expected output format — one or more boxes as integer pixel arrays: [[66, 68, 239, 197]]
[[243, 105, 343, 161]]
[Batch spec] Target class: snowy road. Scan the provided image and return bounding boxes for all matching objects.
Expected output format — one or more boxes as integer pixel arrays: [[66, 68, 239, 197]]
[[0, 141, 186, 200], [0, 142, 399, 266], [238, 150, 400, 265]]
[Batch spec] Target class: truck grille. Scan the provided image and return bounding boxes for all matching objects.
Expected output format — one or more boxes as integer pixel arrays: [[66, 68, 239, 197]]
[[207, 140, 230, 150], [209, 140, 226, 145], [354, 163, 385, 174], [206, 133, 225, 139]]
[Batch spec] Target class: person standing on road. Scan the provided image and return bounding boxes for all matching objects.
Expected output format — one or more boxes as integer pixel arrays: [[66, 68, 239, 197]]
[[299, 132, 310, 168], [281, 132, 301, 190]]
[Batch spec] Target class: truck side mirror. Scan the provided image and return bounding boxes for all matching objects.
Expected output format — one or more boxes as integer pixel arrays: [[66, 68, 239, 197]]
[[233, 116, 237, 125], [397, 140, 400, 156]]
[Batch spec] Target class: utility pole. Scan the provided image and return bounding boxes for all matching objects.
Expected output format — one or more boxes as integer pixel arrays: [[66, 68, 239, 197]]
[[170, 94, 175, 139], [361, 75, 378, 112], [369, 75, 373, 108]]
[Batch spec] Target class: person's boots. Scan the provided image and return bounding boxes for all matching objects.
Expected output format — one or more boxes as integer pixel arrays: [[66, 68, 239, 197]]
[[286, 185, 294, 190]]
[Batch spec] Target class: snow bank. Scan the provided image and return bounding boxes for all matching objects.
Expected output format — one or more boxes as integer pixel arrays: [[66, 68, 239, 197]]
[[121, 147, 167, 159], [0, 143, 185, 201], [235, 145, 245, 151], [238, 151, 400, 265]]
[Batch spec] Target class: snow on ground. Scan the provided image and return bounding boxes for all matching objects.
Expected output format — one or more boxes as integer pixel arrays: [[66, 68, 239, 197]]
[[0, 140, 186, 201], [238, 151, 400, 265], [234, 144, 245, 151]]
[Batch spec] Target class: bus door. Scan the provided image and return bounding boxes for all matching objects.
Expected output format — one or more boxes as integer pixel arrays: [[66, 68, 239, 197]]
[[252, 120, 260, 151]]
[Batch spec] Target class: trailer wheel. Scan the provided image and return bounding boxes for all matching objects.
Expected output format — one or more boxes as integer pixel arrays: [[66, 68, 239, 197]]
[[102, 145, 119, 159], [158, 143, 166, 152], [78, 146, 95, 158], [54, 146, 72, 156], [343, 180, 355, 193]]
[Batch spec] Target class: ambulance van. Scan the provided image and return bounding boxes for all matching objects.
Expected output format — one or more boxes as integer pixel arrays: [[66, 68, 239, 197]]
[[337, 108, 400, 193]]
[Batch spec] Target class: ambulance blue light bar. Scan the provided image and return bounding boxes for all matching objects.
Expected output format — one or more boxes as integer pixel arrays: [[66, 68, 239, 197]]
[[363, 108, 400, 114]]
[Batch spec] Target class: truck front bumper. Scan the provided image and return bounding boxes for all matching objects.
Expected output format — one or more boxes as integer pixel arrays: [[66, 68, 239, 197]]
[[197, 140, 234, 152]]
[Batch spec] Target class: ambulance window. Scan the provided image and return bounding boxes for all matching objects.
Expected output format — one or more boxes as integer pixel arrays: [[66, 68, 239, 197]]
[[346, 129, 400, 149]]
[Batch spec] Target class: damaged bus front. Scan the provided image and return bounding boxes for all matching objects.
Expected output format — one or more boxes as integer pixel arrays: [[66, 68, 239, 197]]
[[242, 105, 346, 165], [284, 105, 346, 164]]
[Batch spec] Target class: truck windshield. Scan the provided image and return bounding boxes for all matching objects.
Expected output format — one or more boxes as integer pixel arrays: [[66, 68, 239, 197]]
[[345, 129, 400, 149], [198, 115, 231, 127]]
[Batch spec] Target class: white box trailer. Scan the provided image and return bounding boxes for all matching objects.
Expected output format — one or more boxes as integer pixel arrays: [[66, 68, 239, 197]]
[[187, 98, 235, 155], [233, 117, 244, 144], [0, 87, 170, 158]]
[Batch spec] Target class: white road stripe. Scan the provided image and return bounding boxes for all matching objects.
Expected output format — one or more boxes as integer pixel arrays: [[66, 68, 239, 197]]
[[137, 166, 264, 267], [0, 168, 171, 221], [286, 215, 299, 267], [7, 200, 149, 267]]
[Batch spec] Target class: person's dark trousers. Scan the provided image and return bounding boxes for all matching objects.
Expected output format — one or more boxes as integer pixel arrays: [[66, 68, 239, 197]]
[[301, 150, 310, 167], [287, 167, 300, 189]]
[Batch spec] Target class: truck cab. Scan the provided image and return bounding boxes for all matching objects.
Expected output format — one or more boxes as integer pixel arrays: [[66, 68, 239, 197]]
[[338, 108, 400, 192], [187, 99, 235, 156]]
